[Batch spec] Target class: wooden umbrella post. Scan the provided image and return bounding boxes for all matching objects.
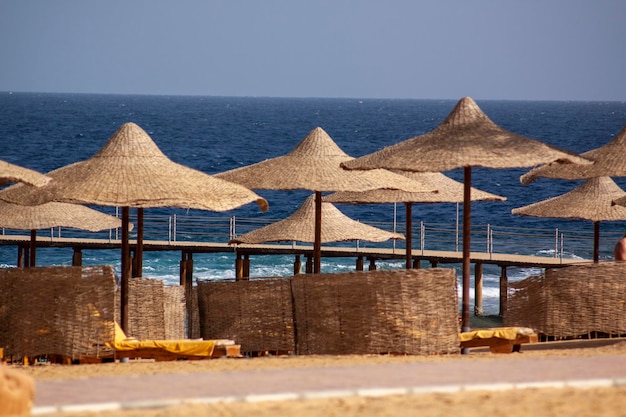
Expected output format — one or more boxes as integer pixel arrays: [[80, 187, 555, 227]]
[[314, 191, 322, 274], [462, 167, 472, 335], [120, 207, 131, 334], [135, 208, 144, 277], [593, 221, 600, 263], [29, 229, 36, 267], [405, 202, 413, 269]]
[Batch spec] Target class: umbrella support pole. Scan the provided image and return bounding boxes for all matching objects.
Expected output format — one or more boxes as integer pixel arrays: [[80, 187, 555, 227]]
[[134, 208, 144, 277], [593, 221, 600, 263], [461, 167, 472, 337], [120, 207, 131, 334], [474, 263, 483, 316], [405, 203, 413, 269], [314, 191, 322, 274], [29, 230, 36, 267]]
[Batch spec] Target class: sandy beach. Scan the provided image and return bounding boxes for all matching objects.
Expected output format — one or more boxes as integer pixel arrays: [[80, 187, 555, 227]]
[[14, 339, 626, 417]]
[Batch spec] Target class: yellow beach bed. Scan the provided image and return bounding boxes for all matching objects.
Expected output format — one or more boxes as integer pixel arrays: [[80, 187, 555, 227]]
[[460, 327, 538, 353], [84, 322, 242, 362]]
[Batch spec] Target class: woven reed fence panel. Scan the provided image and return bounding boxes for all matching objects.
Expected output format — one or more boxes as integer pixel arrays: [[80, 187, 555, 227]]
[[291, 268, 460, 355], [164, 285, 187, 340], [188, 286, 201, 339], [196, 278, 295, 353], [505, 262, 626, 338], [127, 278, 166, 340], [0, 266, 115, 360], [115, 278, 187, 340]]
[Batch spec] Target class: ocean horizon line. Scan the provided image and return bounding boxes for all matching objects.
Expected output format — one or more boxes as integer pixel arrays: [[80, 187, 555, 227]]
[[2, 90, 624, 104]]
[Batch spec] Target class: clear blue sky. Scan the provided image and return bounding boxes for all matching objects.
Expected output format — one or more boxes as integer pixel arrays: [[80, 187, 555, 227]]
[[1, 0, 625, 101]]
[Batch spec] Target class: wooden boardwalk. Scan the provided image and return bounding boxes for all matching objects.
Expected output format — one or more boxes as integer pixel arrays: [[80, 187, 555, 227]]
[[0, 234, 591, 269], [0, 234, 592, 315]]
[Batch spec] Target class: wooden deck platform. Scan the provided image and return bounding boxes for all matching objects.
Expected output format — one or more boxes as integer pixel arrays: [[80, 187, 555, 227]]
[[0, 235, 592, 316], [0, 234, 591, 269]]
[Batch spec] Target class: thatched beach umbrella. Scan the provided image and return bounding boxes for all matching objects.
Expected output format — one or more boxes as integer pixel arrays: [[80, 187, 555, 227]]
[[0, 199, 126, 266], [230, 194, 404, 245], [0, 122, 268, 332], [0, 160, 50, 187], [216, 126, 434, 274], [341, 97, 590, 333], [512, 177, 626, 263], [520, 125, 626, 185], [324, 171, 506, 268]]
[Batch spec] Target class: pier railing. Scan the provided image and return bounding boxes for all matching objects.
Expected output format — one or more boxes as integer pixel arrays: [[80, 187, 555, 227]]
[[0, 213, 617, 262]]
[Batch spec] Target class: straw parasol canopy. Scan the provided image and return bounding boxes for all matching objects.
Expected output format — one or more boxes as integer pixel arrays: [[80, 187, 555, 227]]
[[0, 122, 268, 211], [341, 96, 591, 333], [0, 160, 50, 187], [512, 177, 626, 263], [324, 171, 505, 204], [520, 125, 626, 185], [324, 171, 506, 268], [0, 122, 268, 333], [216, 126, 434, 273], [0, 201, 124, 231], [230, 194, 404, 245], [0, 199, 127, 267]]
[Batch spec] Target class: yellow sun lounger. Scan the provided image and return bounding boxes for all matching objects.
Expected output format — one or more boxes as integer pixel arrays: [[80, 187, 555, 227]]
[[460, 327, 538, 353], [96, 322, 241, 361]]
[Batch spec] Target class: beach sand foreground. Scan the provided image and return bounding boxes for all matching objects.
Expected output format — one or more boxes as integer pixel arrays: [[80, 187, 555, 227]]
[[12, 339, 626, 417]]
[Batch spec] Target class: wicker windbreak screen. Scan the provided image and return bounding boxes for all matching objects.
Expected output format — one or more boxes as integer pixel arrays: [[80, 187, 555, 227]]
[[291, 268, 460, 355], [505, 262, 626, 338], [196, 268, 460, 356], [115, 278, 187, 340], [196, 278, 296, 353], [0, 266, 116, 360]]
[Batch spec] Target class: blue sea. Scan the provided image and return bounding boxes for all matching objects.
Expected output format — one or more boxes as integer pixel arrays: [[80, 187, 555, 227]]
[[1, 92, 626, 314]]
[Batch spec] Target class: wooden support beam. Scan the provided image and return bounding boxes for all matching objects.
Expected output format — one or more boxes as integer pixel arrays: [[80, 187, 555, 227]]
[[306, 256, 313, 274], [293, 255, 301, 275], [16, 246, 23, 268], [368, 257, 377, 271], [499, 265, 508, 316], [243, 254, 250, 279], [235, 253, 243, 281], [184, 253, 194, 288], [356, 256, 364, 271], [413, 259, 421, 269], [430, 260, 438, 268], [474, 262, 483, 316], [180, 251, 189, 285], [72, 248, 83, 267]]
